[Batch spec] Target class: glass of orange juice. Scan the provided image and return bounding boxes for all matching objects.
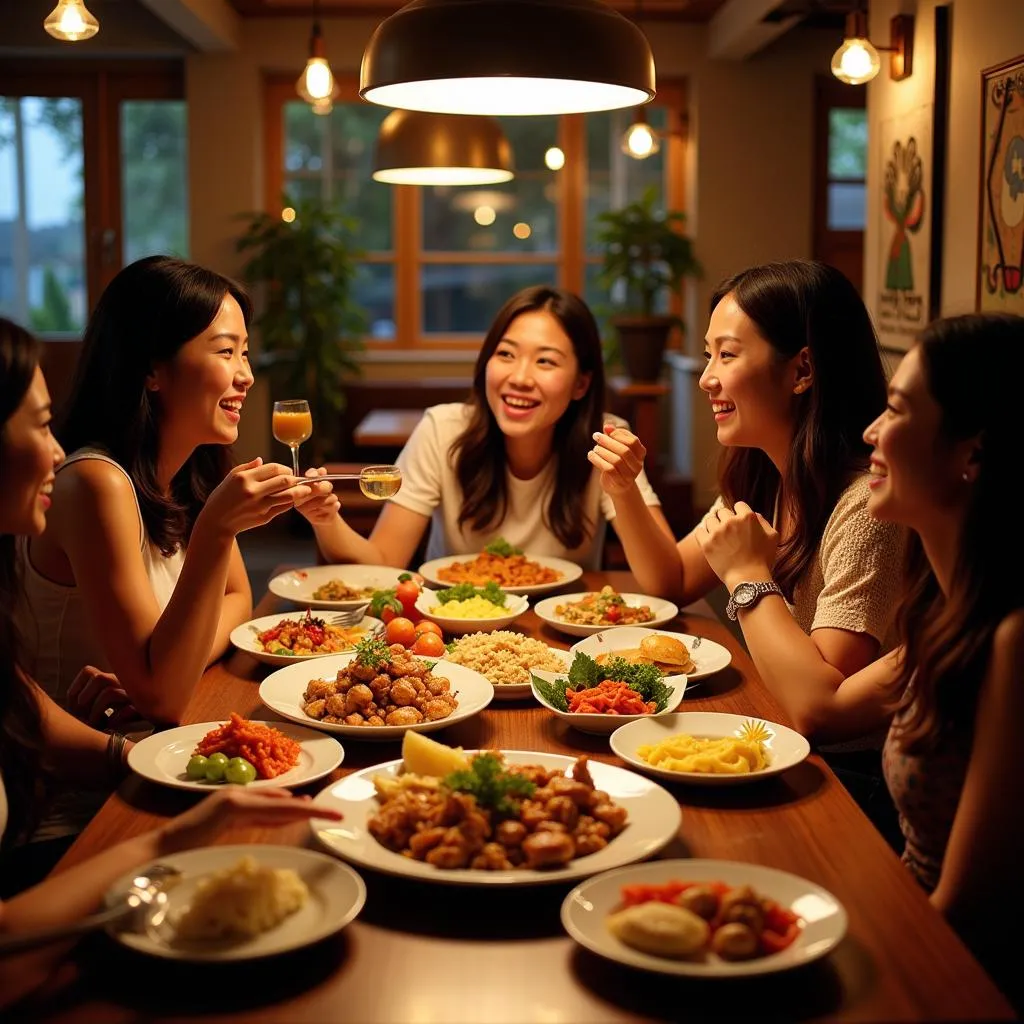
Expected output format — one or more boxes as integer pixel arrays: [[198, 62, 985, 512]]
[[272, 400, 312, 476]]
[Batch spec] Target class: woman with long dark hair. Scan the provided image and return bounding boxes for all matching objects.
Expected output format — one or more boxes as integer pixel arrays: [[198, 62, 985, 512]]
[[759, 312, 1024, 1005], [0, 316, 340, 1009], [303, 285, 673, 574]]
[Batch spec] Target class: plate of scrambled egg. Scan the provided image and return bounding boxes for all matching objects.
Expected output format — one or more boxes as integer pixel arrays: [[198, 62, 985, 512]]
[[415, 587, 529, 635], [609, 712, 811, 786], [104, 845, 365, 961]]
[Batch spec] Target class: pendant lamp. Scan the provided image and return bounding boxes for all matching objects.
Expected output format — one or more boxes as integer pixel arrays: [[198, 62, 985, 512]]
[[622, 107, 660, 159], [44, 0, 99, 41], [372, 109, 514, 185], [297, 4, 336, 105], [360, 0, 656, 116]]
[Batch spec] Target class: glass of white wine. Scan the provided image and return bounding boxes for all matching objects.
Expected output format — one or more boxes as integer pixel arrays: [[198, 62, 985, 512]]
[[272, 399, 312, 476], [318, 465, 403, 501]]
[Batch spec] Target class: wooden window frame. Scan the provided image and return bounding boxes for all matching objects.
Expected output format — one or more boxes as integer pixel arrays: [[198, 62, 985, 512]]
[[264, 76, 688, 350]]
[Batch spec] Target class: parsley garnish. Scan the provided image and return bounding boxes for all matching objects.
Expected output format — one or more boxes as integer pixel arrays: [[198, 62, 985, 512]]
[[354, 635, 391, 670], [443, 752, 536, 814], [435, 580, 507, 607], [484, 536, 523, 557]]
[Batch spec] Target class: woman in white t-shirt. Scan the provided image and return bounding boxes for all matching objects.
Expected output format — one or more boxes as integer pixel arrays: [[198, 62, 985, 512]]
[[301, 285, 674, 573], [0, 318, 341, 1009]]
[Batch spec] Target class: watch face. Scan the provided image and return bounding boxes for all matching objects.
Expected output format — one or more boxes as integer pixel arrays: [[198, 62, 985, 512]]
[[733, 582, 758, 606]]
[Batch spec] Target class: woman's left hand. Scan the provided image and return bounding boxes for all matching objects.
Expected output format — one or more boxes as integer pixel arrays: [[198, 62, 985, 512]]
[[694, 500, 778, 588], [588, 424, 646, 497], [294, 467, 341, 526], [66, 665, 138, 730]]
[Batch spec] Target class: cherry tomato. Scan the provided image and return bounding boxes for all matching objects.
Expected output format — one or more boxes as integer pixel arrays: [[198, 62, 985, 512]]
[[380, 606, 398, 625], [413, 620, 443, 639], [395, 578, 423, 621], [411, 631, 445, 657], [385, 616, 417, 648]]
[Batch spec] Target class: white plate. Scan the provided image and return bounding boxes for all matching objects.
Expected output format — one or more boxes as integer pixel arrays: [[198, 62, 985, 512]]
[[105, 844, 366, 962], [476, 644, 572, 700], [609, 712, 811, 786], [533, 592, 679, 638], [310, 750, 681, 886], [258, 653, 493, 741], [418, 553, 583, 596], [562, 858, 847, 977], [570, 627, 732, 682], [414, 588, 529, 636], [530, 671, 688, 736], [267, 564, 407, 611], [127, 721, 344, 792], [229, 613, 384, 667]]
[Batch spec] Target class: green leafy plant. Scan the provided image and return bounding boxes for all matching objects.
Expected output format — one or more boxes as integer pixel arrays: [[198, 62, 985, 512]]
[[236, 196, 367, 462]]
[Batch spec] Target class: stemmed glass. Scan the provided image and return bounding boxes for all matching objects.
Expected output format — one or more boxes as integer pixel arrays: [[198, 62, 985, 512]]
[[317, 465, 403, 500], [272, 400, 312, 476]]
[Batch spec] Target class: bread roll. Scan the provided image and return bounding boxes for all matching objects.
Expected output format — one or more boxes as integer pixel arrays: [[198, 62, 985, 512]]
[[639, 634, 692, 667], [606, 901, 710, 958]]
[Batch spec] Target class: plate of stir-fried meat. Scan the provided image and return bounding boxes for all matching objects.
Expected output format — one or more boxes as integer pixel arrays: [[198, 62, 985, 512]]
[[308, 748, 681, 885]]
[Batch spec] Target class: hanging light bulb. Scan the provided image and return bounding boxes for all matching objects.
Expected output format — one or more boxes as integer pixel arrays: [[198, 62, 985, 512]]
[[831, 10, 881, 85], [44, 0, 99, 41], [622, 107, 660, 159], [296, 6, 336, 105]]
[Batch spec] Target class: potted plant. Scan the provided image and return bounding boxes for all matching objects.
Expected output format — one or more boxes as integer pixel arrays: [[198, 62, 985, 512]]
[[594, 185, 701, 382], [236, 196, 367, 463]]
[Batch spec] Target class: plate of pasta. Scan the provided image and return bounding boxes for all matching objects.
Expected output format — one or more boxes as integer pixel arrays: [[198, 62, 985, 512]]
[[609, 712, 811, 786]]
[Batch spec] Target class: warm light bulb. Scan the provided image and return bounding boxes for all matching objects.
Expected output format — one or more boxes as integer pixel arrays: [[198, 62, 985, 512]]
[[298, 57, 335, 102], [512, 222, 531, 240], [474, 205, 497, 226], [544, 146, 565, 171], [831, 37, 881, 85], [311, 97, 333, 116], [281, 207, 296, 223], [622, 120, 659, 159], [44, 0, 99, 41]]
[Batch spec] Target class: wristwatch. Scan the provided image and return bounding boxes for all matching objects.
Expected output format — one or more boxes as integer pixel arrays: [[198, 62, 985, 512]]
[[726, 580, 783, 621]]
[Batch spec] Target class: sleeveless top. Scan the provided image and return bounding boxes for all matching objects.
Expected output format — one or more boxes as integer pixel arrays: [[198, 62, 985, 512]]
[[16, 449, 186, 705], [882, 709, 972, 893]]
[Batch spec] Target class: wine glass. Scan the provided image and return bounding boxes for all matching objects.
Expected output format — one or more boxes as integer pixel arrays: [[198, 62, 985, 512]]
[[317, 464, 403, 501], [272, 400, 312, 476]]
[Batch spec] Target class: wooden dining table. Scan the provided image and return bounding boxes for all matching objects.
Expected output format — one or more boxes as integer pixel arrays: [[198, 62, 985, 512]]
[[29, 571, 1013, 1022]]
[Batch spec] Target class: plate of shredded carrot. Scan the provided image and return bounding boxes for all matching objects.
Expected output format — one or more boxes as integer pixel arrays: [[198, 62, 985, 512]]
[[127, 715, 344, 792]]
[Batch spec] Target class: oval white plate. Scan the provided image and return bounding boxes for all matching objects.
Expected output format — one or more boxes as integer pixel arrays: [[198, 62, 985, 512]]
[[258, 653, 493, 741], [268, 564, 407, 611], [477, 644, 572, 700], [609, 712, 811, 786], [310, 750, 681, 886], [530, 672, 688, 736], [562, 858, 847, 977], [418, 553, 583, 596], [533, 592, 679, 638], [414, 588, 529, 636], [105, 844, 365, 962], [229, 613, 384, 667], [570, 627, 732, 682], [127, 721, 343, 792]]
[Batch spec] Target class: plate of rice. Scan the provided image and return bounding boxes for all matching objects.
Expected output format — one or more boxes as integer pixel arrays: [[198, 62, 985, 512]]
[[443, 631, 573, 699]]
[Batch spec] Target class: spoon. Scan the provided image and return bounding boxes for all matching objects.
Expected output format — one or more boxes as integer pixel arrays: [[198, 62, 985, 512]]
[[0, 864, 181, 955]]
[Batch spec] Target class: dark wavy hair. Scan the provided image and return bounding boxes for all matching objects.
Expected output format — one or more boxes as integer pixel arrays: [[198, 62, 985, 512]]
[[452, 286, 606, 549], [0, 317, 46, 845], [58, 256, 252, 556], [713, 260, 888, 600], [892, 313, 1024, 753]]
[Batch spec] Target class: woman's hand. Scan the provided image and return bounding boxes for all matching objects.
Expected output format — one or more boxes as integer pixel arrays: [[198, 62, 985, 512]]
[[198, 458, 311, 540], [66, 665, 138, 730], [694, 500, 778, 589], [588, 424, 646, 497], [294, 467, 341, 527], [157, 788, 343, 855]]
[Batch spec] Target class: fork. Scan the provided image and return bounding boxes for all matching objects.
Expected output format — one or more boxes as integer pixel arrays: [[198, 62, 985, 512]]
[[328, 605, 371, 627], [690, 635, 702, 649]]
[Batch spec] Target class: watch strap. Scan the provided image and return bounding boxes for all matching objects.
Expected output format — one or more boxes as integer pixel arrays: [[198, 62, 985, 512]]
[[726, 580, 783, 620]]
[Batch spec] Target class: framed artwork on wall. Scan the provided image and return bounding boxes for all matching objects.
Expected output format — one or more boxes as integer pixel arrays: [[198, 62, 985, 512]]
[[977, 54, 1024, 315]]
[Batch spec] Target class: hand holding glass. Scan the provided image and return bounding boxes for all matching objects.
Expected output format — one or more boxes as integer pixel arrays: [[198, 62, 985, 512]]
[[317, 465, 403, 501], [272, 400, 312, 476]]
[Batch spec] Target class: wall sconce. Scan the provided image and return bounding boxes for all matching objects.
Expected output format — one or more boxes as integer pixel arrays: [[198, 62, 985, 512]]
[[831, 10, 913, 85]]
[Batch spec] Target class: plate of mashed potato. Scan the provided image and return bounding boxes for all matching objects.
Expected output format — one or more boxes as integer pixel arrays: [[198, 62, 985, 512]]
[[103, 845, 365, 961]]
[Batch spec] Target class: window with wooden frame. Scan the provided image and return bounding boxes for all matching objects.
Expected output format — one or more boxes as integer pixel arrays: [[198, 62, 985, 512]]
[[264, 75, 688, 350], [812, 75, 867, 293], [0, 59, 187, 335]]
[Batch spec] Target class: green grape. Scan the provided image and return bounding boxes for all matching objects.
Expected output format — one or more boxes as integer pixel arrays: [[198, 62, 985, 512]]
[[185, 754, 209, 780], [224, 757, 257, 785], [204, 751, 230, 782]]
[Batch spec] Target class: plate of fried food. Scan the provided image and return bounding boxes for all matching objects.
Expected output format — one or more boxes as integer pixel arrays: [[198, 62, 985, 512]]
[[309, 732, 681, 886], [267, 564, 406, 611], [126, 714, 344, 792], [104, 845, 366, 962], [609, 712, 811, 786], [533, 586, 679, 638], [570, 627, 731, 682], [229, 610, 384, 666], [258, 636, 493, 741], [419, 537, 582, 596], [561, 858, 847, 977]]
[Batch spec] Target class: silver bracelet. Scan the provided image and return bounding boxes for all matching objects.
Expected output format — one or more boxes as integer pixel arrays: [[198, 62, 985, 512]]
[[106, 731, 128, 780]]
